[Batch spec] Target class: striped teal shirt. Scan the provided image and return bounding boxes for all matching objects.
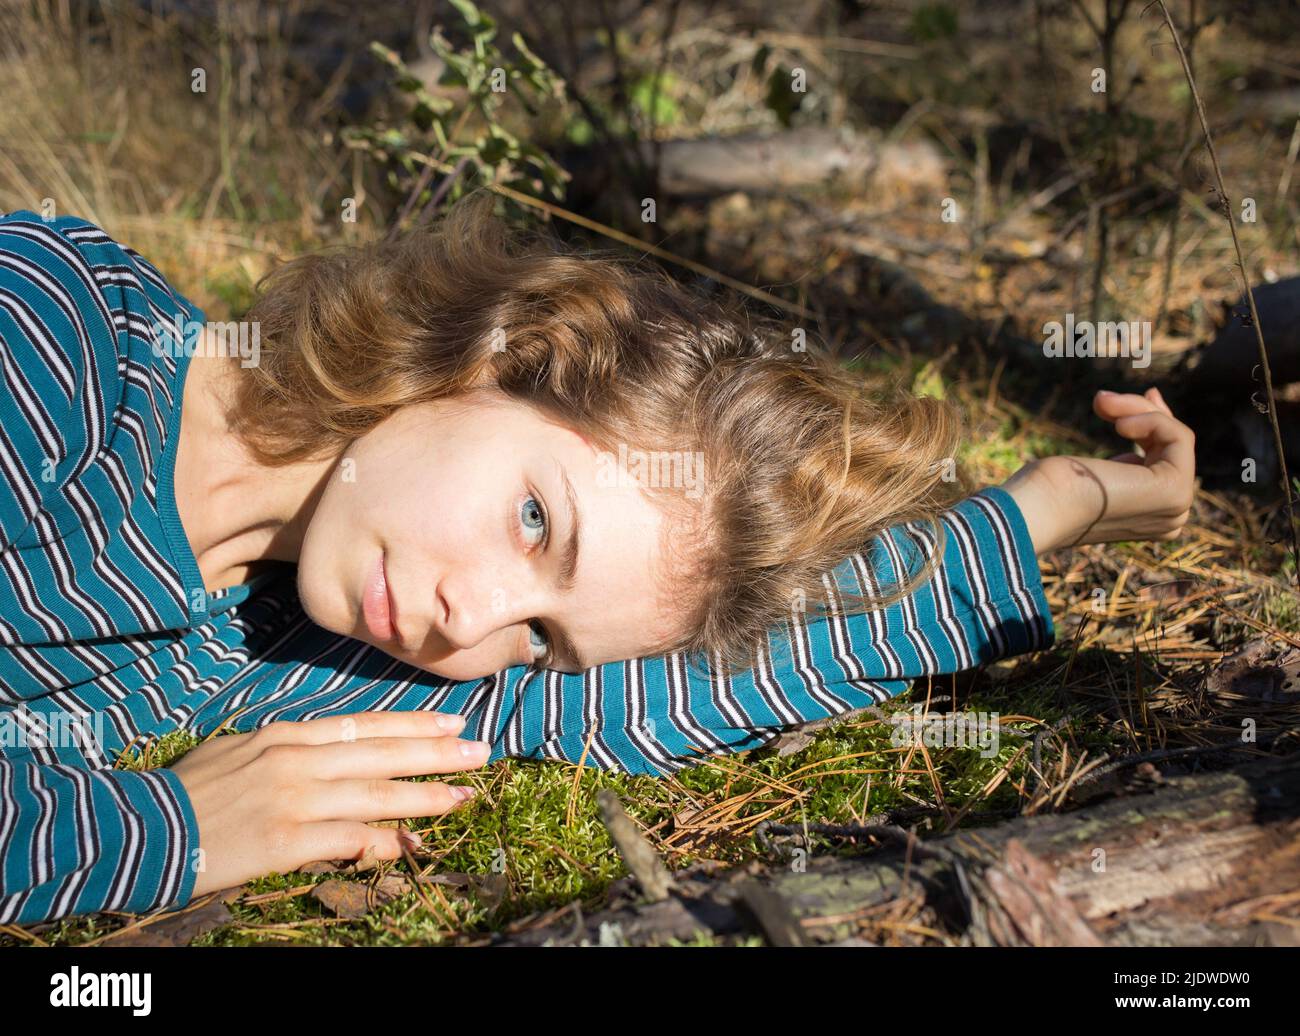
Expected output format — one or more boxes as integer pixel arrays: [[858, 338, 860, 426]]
[[0, 210, 1055, 925]]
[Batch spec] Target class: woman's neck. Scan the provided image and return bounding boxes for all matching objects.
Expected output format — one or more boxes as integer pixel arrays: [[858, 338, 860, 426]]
[[173, 329, 339, 593]]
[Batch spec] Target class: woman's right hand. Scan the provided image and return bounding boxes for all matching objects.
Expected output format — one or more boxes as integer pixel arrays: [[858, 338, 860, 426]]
[[168, 710, 488, 899]]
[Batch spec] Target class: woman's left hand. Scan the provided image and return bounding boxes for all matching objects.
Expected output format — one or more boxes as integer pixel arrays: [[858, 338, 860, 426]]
[[1000, 387, 1196, 554]]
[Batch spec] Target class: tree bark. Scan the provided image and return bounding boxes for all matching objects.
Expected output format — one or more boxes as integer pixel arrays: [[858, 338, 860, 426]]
[[488, 751, 1300, 947]]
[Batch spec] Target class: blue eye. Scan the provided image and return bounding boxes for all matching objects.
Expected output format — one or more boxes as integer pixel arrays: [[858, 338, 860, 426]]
[[520, 495, 546, 547], [528, 619, 551, 663], [519, 495, 551, 666]]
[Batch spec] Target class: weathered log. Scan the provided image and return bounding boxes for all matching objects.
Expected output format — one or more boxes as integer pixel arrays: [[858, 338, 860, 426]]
[[488, 751, 1300, 947], [636, 127, 946, 197]]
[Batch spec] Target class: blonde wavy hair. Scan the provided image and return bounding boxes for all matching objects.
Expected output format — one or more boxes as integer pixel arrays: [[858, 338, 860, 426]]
[[233, 189, 971, 676]]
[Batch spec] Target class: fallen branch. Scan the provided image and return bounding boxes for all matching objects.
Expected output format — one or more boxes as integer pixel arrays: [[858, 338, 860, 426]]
[[490, 751, 1300, 946]]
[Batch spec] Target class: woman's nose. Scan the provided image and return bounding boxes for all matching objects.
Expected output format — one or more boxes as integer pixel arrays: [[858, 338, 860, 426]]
[[438, 573, 543, 649]]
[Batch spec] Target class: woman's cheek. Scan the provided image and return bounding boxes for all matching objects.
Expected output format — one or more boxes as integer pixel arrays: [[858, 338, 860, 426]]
[[293, 565, 333, 633]]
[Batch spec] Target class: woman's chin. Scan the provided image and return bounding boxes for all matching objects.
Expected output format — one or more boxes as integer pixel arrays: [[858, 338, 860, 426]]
[[417, 661, 468, 680], [413, 656, 497, 682]]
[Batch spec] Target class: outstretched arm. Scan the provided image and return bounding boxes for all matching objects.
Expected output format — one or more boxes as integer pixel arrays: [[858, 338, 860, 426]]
[[475, 482, 1058, 775], [481, 388, 1196, 776]]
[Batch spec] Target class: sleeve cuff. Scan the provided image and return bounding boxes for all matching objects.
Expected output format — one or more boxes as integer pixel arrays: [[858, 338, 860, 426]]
[[0, 762, 200, 925], [146, 766, 200, 912], [960, 484, 1057, 655]]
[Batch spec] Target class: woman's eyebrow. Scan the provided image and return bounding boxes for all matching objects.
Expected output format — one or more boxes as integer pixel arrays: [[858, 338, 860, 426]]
[[552, 458, 582, 594]]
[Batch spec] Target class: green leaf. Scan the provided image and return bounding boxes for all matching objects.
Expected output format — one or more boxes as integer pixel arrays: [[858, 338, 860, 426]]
[[449, 0, 485, 29], [566, 117, 595, 146], [369, 41, 402, 67], [630, 73, 680, 127], [448, 0, 496, 44], [911, 360, 947, 400], [489, 122, 520, 148], [511, 32, 542, 69], [424, 93, 454, 115]]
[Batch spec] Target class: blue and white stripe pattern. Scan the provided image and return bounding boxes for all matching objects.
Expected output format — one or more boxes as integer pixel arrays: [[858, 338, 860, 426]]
[[0, 210, 1055, 925]]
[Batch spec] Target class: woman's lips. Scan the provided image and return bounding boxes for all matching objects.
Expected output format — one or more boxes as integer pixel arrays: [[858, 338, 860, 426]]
[[362, 550, 398, 645]]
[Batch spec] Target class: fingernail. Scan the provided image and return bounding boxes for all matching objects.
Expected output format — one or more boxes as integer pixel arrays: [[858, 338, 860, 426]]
[[460, 739, 490, 759], [452, 785, 477, 802], [435, 713, 466, 734], [401, 832, 422, 851], [1098, 389, 1115, 396]]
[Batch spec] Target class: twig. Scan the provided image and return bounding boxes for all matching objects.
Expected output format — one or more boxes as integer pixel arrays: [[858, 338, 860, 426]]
[[755, 819, 963, 865], [1031, 714, 1076, 788], [754, 31, 919, 60], [596, 789, 678, 902], [1151, 0, 1300, 594], [1073, 730, 1282, 787], [413, 155, 470, 229], [387, 106, 473, 242]]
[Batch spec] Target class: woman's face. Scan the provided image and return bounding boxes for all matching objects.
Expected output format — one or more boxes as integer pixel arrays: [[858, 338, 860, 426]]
[[297, 387, 692, 680]]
